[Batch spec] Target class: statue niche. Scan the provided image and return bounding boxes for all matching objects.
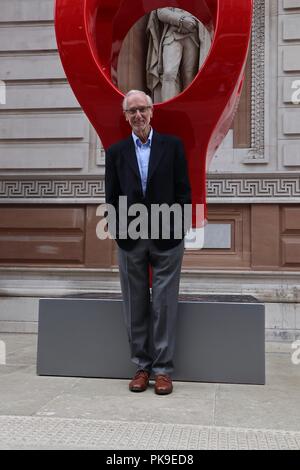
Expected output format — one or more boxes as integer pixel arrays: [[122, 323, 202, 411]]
[[115, 8, 211, 103]]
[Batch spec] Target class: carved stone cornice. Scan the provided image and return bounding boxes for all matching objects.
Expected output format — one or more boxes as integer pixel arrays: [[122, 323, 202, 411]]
[[0, 174, 299, 203], [245, 0, 265, 162], [0, 176, 105, 203], [207, 173, 300, 202]]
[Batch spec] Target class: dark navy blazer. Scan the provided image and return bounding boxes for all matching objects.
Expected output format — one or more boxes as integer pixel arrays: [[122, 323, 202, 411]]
[[105, 131, 191, 251]]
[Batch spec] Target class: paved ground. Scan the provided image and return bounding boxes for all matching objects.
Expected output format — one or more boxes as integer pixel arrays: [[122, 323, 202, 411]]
[[0, 333, 300, 450]]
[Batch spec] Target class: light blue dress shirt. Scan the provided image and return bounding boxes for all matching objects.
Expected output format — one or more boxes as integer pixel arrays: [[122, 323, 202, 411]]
[[132, 128, 153, 196]]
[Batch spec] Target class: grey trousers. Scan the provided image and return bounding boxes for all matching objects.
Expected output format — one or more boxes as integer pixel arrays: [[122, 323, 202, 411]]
[[117, 239, 185, 376]]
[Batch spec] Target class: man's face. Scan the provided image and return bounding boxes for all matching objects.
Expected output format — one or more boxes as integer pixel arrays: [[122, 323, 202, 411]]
[[124, 93, 153, 135]]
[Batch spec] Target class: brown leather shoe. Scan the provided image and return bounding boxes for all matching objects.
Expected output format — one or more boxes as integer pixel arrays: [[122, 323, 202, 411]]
[[129, 370, 150, 392], [154, 374, 173, 395]]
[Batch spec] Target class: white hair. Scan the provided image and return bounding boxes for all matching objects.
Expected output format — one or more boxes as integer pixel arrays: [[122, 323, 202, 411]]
[[122, 90, 153, 111]]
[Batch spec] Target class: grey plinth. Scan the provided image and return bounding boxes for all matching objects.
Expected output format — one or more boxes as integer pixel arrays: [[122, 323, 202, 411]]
[[37, 295, 265, 384]]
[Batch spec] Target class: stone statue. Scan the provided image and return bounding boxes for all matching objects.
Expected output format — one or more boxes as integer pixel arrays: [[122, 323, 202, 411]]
[[146, 8, 210, 102]]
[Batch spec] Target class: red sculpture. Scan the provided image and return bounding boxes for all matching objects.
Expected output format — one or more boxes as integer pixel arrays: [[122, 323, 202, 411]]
[[55, 0, 253, 235]]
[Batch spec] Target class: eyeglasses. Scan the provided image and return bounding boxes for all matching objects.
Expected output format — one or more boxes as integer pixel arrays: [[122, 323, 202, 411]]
[[125, 106, 152, 116]]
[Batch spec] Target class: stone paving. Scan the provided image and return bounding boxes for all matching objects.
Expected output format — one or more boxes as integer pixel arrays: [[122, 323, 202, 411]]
[[0, 416, 300, 450], [0, 333, 300, 450]]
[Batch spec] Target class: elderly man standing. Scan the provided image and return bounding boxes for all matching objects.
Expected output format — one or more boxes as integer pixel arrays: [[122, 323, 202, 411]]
[[105, 90, 191, 395]]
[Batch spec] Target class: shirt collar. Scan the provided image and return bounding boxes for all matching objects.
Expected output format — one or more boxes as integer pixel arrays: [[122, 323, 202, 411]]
[[132, 128, 153, 148]]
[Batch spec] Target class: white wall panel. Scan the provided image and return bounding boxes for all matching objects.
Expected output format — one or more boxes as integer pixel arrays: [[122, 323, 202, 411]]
[[283, 0, 300, 10], [0, 25, 57, 52], [0, 143, 87, 170], [0, 54, 65, 80], [2, 84, 79, 109], [0, 0, 54, 22], [0, 113, 87, 140]]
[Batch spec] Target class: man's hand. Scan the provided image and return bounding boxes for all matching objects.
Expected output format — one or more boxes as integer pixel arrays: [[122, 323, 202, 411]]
[[181, 17, 197, 32]]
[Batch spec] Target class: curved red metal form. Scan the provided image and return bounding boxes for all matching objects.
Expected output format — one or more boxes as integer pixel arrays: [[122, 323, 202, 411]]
[[55, 0, 253, 227]]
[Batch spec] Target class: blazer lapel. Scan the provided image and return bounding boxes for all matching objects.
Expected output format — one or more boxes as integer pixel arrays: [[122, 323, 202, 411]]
[[122, 136, 140, 179], [147, 131, 165, 184]]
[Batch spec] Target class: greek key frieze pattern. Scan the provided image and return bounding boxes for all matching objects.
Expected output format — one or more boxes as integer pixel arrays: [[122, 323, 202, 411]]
[[0, 179, 104, 200], [0, 177, 300, 201], [207, 177, 300, 198]]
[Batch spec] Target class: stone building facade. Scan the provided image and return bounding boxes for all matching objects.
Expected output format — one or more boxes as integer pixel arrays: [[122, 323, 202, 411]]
[[0, 0, 299, 344]]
